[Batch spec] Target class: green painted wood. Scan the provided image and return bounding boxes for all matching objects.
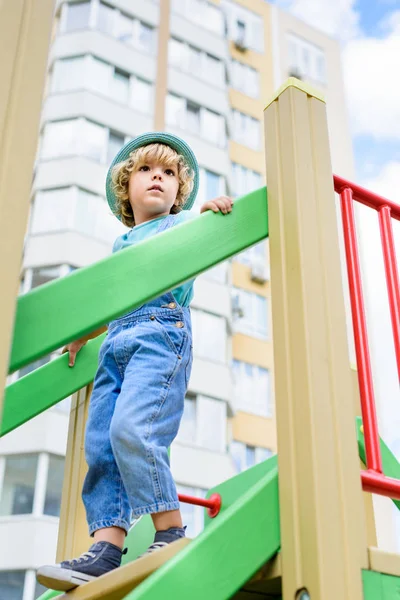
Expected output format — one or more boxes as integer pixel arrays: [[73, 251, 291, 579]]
[[362, 569, 400, 599], [10, 188, 268, 373], [204, 455, 278, 527], [121, 466, 280, 600], [356, 416, 400, 510], [362, 570, 383, 600], [1, 335, 104, 437]]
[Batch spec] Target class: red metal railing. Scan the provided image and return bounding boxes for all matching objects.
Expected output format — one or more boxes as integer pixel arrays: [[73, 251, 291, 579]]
[[178, 492, 222, 517], [334, 174, 400, 500]]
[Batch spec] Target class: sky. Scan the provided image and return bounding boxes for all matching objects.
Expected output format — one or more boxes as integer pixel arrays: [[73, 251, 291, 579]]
[[272, 0, 400, 549], [273, 0, 400, 200]]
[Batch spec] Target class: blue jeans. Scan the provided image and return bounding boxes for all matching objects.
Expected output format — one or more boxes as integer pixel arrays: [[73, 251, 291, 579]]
[[82, 291, 193, 535]]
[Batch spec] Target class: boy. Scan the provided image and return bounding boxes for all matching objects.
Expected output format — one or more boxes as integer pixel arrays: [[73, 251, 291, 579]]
[[37, 132, 233, 591]]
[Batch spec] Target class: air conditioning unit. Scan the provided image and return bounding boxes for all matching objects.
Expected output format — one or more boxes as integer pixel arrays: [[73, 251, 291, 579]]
[[234, 36, 247, 52], [232, 295, 245, 319], [250, 261, 269, 284]]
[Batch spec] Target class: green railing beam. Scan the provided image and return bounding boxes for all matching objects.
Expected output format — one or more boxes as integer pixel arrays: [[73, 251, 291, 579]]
[[1, 335, 104, 436], [9, 188, 268, 373]]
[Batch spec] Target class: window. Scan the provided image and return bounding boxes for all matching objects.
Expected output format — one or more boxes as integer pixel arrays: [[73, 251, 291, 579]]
[[230, 60, 259, 98], [172, 0, 224, 35], [65, 1, 91, 31], [191, 309, 227, 362], [52, 56, 86, 92], [0, 571, 25, 600], [230, 441, 272, 472], [169, 39, 224, 85], [232, 287, 268, 338], [166, 93, 226, 148], [177, 395, 197, 444], [194, 167, 226, 211], [107, 131, 125, 165], [186, 102, 201, 135], [287, 33, 326, 84], [232, 163, 262, 197], [111, 69, 130, 104], [41, 119, 109, 162], [0, 455, 38, 516], [131, 77, 152, 112], [222, 0, 264, 52], [137, 21, 154, 53], [232, 360, 271, 416], [234, 240, 267, 272], [176, 485, 206, 537], [232, 110, 260, 150], [176, 395, 227, 452], [44, 456, 65, 517], [98, 1, 115, 35], [30, 265, 73, 289], [30, 188, 124, 243], [116, 12, 134, 42]]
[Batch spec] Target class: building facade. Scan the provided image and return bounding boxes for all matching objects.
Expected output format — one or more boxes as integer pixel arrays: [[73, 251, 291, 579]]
[[0, 1, 355, 598]]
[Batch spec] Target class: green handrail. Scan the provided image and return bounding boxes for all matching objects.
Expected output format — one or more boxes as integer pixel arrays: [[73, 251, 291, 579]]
[[9, 187, 268, 374], [2, 188, 268, 436]]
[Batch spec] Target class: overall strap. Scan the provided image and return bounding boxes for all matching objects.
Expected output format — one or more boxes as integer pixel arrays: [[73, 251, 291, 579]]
[[156, 214, 177, 233]]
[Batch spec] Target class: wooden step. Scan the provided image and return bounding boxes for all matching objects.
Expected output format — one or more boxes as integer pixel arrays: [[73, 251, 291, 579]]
[[58, 538, 190, 599]]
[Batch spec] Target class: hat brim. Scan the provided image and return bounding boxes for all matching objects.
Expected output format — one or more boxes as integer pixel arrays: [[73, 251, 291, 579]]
[[105, 132, 199, 221]]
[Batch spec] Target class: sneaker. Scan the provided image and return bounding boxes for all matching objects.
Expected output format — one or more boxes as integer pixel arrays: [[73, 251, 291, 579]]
[[137, 526, 186, 559], [137, 541, 169, 559], [36, 541, 127, 592]]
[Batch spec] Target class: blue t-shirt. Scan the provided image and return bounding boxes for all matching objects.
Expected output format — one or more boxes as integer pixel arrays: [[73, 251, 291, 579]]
[[112, 211, 197, 307]]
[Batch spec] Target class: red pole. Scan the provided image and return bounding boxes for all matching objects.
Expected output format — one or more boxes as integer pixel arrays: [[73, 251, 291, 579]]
[[362, 470, 400, 500], [178, 492, 222, 518], [339, 187, 382, 473], [378, 206, 400, 383]]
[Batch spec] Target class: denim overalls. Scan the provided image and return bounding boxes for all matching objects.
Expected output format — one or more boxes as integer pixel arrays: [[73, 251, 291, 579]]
[[82, 215, 193, 535]]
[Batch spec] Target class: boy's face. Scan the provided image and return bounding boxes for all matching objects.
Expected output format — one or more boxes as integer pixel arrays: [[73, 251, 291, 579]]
[[128, 157, 179, 225]]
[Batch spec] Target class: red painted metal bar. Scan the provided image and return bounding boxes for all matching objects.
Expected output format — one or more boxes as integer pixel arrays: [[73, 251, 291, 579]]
[[378, 206, 400, 383], [178, 492, 221, 518], [334, 174, 400, 221], [362, 470, 400, 501], [339, 186, 383, 473]]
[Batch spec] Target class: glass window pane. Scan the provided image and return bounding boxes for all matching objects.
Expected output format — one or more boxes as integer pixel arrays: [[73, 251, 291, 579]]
[[137, 22, 154, 53], [0, 571, 25, 600], [206, 4, 224, 35], [116, 12, 134, 42], [65, 1, 91, 31], [166, 93, 184, 127], [41, 120, 78, 159], [187, 46, 201, 72], [205, 54, 224, 85], [31, 266, 64, 289], [98, 1, 115, 35], [52, 57, 85, 93], [0, 455, 38, 516], [111, 69, 130, 104], [192, 310, 226, 362], [202, 110, 225, 147], [169, 38, 185, 69], [44, 455, 65, 517], [87, 57, 110, 95], [246, 445, 256, 468], [186, 102, 200, 134], [31, 188, 73, 234], [205, 170, 221, 200], [107, 132, 125, 165], [81, 120, 107, 162], [196, 396, 226, 452], [230, 440, 246, 472], [176, 396, 196, 444], [131, 78, 152, 112]]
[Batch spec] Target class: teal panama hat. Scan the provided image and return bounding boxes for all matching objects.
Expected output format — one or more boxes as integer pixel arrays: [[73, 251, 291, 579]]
[[106, 131, 199, 220]]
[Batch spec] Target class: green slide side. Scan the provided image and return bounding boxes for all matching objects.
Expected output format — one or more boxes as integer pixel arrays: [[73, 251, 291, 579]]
[[356, 416, 400, 511], [122, 459, 280, 600], [36, 457, 279, 600]]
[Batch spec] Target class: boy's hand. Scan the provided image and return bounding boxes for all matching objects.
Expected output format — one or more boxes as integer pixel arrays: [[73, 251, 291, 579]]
[[62, 339, 87, 367], [200, 196, 233, 215]]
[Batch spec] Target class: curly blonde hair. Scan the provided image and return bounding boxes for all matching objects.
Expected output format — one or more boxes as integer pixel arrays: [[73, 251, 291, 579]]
[[111, 143, 195, 227]]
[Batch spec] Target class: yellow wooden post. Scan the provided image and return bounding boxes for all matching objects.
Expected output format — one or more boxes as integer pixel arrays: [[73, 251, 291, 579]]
[[0, 0, 54, 415], [57, 386, 92, 561], [264, 79, 368, 600]]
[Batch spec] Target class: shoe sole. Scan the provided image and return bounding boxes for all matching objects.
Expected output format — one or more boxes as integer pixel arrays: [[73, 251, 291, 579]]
[[36, 565, 97, 591]]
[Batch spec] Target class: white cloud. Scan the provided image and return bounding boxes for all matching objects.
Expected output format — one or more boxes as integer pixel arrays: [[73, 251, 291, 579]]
[[343, 23, 400, 140], [275, 0, 360, 40], [364, 161, 400, 203]]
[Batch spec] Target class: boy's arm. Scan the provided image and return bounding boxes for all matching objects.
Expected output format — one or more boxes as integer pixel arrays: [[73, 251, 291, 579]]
[[62, 325, 108, 367], [200, 196, 233, 214]]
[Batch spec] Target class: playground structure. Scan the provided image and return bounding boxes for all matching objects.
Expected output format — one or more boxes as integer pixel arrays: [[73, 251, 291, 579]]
[[2, 3, 400, 599]]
